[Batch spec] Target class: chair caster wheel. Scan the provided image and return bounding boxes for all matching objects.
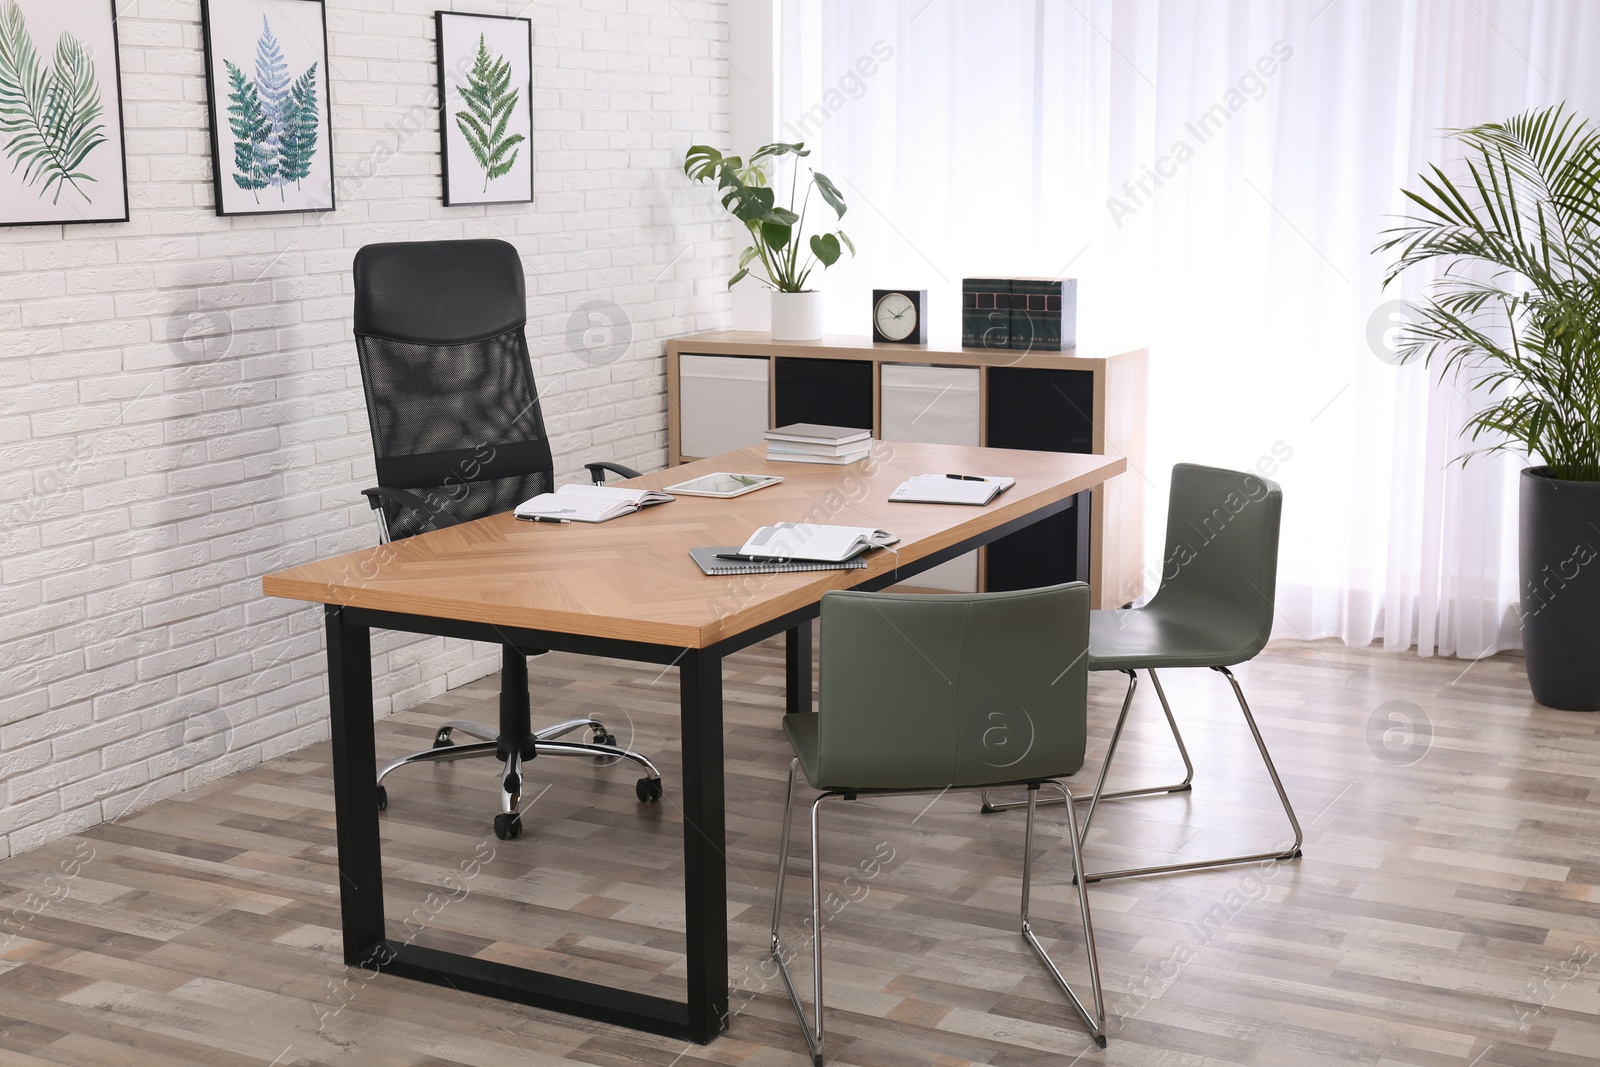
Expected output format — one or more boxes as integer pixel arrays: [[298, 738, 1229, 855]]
[[376, 785, 388, 811], [1094, 1035, 1107, 1049], [493, 812, 522, 840], [636, 777, 662, 802], [592, 730, 616, 747], [433, 728, 454, 748]]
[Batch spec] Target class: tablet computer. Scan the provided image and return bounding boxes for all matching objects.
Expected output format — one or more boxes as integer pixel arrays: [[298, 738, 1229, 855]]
[[664, 472, 783, 498]]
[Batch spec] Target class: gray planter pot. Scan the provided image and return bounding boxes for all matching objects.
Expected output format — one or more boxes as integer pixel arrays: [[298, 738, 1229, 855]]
[[1519, 467, 1600, 710]]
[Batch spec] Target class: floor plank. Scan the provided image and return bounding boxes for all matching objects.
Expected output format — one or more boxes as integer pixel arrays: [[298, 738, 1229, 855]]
[[2, 635, 1597, 1065]]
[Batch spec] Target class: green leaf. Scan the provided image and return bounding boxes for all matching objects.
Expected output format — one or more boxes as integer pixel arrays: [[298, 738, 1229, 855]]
[[683, 143, 722, 179], [812, 170, 846, 218], [809, 232, 840, 266], [0, 1, 107, 205], [274, 62, 319, 189], [454, 34, 523, 193], [727, 267, 749, 288], [224, 61, 275, 199], [761, 220, 790, 251]]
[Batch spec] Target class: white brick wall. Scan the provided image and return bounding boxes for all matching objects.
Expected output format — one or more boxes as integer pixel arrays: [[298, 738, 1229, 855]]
[[0, 0, 733, 857]]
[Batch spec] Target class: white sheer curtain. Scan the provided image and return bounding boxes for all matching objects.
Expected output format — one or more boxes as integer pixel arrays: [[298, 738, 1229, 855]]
[[776, 0, 1600, 657]]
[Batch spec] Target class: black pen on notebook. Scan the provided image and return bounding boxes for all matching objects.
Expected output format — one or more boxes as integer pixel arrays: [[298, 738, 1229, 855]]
[[945, 473, 987, 481], [715, 552, 781, 562]]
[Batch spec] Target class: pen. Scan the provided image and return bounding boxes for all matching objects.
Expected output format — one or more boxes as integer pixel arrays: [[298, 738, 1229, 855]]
[[715, 552, 783, 562], [525, 515, 571, 525], [945, 473, 986, 481]]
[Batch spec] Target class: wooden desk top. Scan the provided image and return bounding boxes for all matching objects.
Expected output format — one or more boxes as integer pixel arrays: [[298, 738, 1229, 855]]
[[261, 443, 1126, 649]]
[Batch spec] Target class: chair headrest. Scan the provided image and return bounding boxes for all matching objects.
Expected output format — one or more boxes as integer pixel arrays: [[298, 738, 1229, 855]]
[[353, 239, 526, 344]]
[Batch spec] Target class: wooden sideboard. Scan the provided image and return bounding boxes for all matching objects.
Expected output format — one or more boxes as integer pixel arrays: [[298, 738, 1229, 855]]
[[663, 331, 1147, 609]]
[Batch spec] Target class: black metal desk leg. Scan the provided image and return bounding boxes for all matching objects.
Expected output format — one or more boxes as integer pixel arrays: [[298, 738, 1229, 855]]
[[679, 647, 730, 1042], [325, 605, 386, 965], [784, 622, 812, 715]]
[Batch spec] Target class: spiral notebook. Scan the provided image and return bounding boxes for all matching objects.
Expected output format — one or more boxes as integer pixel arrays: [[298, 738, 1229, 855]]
[[688, 546, 870, 576]]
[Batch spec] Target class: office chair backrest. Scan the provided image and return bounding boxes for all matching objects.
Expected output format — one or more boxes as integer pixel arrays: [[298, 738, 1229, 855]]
[[1148, 463, 1283, 660], [352, 239, 554, 539], [813, 583, 1090, 791]]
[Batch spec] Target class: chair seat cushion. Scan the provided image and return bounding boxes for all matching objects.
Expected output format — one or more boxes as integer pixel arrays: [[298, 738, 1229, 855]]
[[1088, 606, 1260, 671]]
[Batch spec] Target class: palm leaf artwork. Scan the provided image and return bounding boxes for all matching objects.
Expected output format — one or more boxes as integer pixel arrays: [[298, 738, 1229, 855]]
[[454, 34, 524, 192], [1377, 104, 1600, 481], [0, 0, 107, 205], [224, 60, 274, 199], [274, 63, 318, 190]]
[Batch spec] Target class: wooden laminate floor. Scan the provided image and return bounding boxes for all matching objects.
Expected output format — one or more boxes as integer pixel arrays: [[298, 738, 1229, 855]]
[[2, 636, 1597, 1066]]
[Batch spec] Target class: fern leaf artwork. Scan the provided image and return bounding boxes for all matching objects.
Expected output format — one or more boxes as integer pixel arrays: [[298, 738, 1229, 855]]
[[0, 0, 107, 205], [224, 60, 274, 200], [274, 62, 318, 189], [252, 15, 288, 185], [454, 34, 525, 192]]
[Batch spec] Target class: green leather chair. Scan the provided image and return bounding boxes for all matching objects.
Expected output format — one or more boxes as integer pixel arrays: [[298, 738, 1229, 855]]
[[985, 463, 1302, 882], [770, 583, 1106, 1063]]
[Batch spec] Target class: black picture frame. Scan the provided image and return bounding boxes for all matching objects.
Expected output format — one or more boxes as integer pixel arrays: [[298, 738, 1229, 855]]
[[200, 0, 335, 217], [0, 0, 130, 227], [436, 11, 534, 207]]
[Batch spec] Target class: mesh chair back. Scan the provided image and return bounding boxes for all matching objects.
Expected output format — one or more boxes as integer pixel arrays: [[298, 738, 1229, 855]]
[[352, 240, 553, 540], [1146, 463, 1282, 659], [813, 583, 1090, 791]]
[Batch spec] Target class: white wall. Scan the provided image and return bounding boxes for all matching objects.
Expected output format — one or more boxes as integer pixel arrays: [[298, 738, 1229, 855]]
[[0, 0, 733, 857]]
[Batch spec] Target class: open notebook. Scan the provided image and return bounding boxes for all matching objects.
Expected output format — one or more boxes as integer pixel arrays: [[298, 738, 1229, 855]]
[[514, 483, 673, 523], [734, 522, 899, 563]]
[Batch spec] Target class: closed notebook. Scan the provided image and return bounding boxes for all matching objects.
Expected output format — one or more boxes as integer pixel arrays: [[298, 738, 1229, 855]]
[[763, 423, 873, 446], [889, 474, 1015, 506], [688, 546, 869, 576]]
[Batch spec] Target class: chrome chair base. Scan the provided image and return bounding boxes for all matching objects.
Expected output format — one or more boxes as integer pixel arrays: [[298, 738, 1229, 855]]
[[981, 667, 1303, 883], [376, 715, 664, 840], [772, 760, 1106, 1064]]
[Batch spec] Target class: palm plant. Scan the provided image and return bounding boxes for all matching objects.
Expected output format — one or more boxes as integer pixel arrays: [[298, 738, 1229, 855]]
[[1377, 103, 1600, 482], [0, 0, 106, 206], [684, 141, 852, 292]]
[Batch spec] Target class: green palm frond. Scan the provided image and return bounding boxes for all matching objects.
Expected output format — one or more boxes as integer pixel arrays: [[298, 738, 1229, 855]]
[[0, 0, 107, 205], [1376, 103, 1600, 481], [454, 34, 524, 193]]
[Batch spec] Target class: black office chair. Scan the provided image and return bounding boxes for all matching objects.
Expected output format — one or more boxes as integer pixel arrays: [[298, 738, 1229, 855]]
[[352, 238, 662, 841]]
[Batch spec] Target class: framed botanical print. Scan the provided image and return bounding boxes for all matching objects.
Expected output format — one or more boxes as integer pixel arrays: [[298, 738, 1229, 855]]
[[200, 0, 334, 216], [436, 11, 533, 206], [0, 0, 129, 227]]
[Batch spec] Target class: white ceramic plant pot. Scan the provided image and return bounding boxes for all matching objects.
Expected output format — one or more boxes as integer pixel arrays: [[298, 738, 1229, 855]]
[[770, 290, 823, 341]]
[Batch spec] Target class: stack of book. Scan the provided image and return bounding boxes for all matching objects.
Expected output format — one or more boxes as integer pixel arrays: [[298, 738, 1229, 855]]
[[763, 423, 874, 465], [961, 277, 1077, 351]]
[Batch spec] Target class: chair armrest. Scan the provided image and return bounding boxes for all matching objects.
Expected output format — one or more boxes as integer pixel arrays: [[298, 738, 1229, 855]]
[[584, 461, 642, 485], [360, 487, 461, 530]]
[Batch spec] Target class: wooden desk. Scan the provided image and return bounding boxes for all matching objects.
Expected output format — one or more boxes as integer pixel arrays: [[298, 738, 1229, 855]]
[[261, 442, 1126, 1043]]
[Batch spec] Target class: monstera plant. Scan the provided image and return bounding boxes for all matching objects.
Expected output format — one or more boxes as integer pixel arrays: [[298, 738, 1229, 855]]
[[1377, 103, 1600, 709], [684, 141, 852, 340]]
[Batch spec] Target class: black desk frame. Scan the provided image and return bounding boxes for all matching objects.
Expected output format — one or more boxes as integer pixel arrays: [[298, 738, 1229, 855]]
[[318, 493, 1085, 1043]]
